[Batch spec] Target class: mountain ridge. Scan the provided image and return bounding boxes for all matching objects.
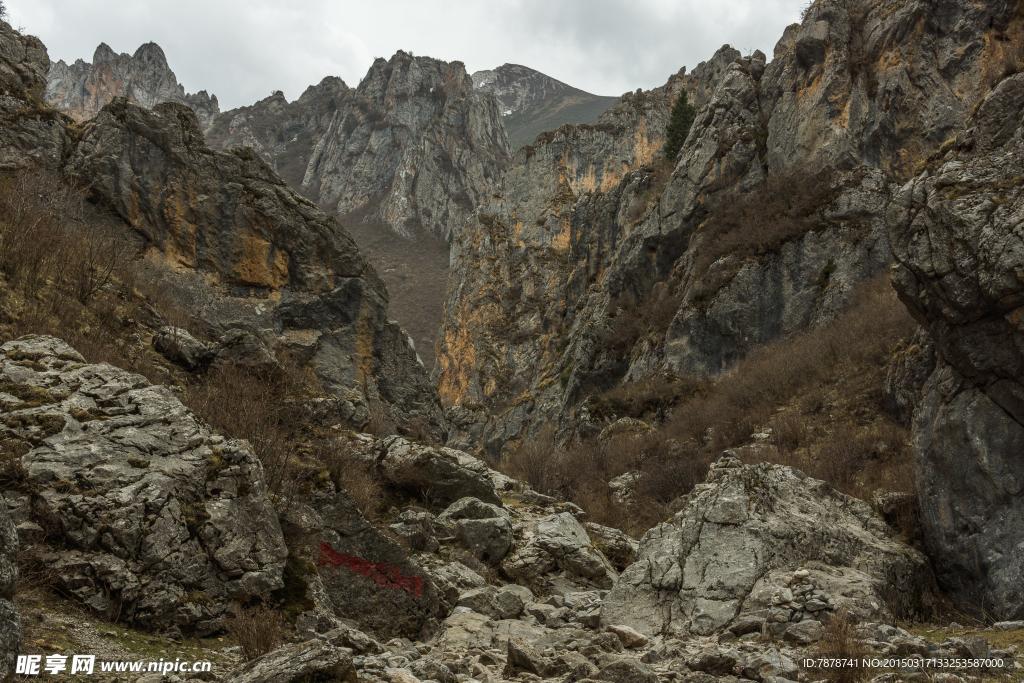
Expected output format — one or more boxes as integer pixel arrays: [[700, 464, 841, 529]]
[[471, 63, 619, 150], [45, 41, 219, 127]]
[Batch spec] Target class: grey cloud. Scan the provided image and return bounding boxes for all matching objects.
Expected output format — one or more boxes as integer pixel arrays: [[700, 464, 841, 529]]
[[6, 0, 803, 110]]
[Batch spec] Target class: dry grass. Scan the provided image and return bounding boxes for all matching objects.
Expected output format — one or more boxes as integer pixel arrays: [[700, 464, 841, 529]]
[[810, 606, 869, 683], [315, 438, 386, 520], [507, 274, 921, 540], [343, 201, 450, 370], [224, 603, 283, 662]]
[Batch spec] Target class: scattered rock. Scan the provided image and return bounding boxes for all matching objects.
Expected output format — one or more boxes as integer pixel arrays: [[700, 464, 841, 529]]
[[782, 620, 823, 645], [606, 624, 648, 649], [594, 659, 659, 683]]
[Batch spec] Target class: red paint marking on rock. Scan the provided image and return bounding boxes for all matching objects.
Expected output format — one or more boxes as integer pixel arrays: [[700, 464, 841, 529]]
[[316, 542, 424, 596]]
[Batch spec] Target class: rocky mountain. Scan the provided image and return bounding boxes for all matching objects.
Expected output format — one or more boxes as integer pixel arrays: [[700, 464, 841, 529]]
[[45, 42, 219, 127], [1, 21, 445, 439], [436, 0, 1007, 443], [435, 66, 683, 454], [300, 50, 512, 240], [436, 0, 1022, 621], [471, 64, 619, 150], [66, 97, 446, 437], [203, 77, 349, 192]]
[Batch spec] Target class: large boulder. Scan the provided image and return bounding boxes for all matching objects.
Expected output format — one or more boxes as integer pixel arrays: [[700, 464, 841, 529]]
[[221, 632, 357, 683], [887, 73, 1024, 620], [439, 497, 514, 565], [0, 491, 20, 683], [282, 487, 441, 640], [503, 512, 618, 589], [601, 455, 934, 636], [0, 336, 287, 635], [373, 437, 503, 507]]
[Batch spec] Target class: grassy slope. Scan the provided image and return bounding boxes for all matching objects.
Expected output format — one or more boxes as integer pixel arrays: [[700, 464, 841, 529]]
[[504, 92, 619, 150]]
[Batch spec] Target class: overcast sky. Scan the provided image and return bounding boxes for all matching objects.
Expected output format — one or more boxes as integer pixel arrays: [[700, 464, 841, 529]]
[[6, 0, 805, 111]]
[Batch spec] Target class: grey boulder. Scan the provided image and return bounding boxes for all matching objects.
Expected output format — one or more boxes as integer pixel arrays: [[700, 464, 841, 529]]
[[376, 437, 503, 507], [601, 456, 934, 637], [221, 633, 356, 683], [0, 336, 287, 635], [503, 513, 618, 589]]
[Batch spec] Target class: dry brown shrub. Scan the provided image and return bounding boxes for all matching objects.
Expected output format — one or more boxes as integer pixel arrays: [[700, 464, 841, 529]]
[[316, 439, 385, 520], [811, 606, 868, 683], [501, 423, 559, 496], [0, 169, 135, 306], [366, 400, 395, 437], [225, 603, 283, 662], [771, 411, 809, 454], [182, 357, 315, 497]]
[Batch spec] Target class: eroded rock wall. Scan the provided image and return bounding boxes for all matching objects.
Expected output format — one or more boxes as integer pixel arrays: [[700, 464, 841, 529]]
[[64, 98, 445, 436], [887, 71, 1024, 620], [303, 50, 512, 239], [46, 42, 219, 127], [435, 0, 1018, 453]]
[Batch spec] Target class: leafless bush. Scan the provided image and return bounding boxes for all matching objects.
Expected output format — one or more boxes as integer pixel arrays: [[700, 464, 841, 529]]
[[182, 357, 315, 497], [366, 401, 395, 437], [316, 439, 385, 520], [502, 423, 559, 496], [811, 606, 867, 683], [225, 603, 283, 662], [0, 169, 135, 306], [771, 411, 809, 454]]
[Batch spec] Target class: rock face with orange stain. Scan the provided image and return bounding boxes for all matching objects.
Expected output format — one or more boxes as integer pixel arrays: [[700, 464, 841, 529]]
[[46, 42, 219, 128], [887, 71, 1024, 621], [433, 69, 683, 454], [65, 97, 446, 438], [435, 0, 1017, 453], [302, 50, 512, 239]]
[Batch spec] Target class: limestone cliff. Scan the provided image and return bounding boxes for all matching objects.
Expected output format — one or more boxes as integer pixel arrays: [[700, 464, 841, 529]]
[[886, 67, 1024, 620], [434, 69, 683, 454], [204, 77, 349, 192], [0, 21, 445, 440], [64, 97, 445, 437], [0, 20, 70, 171], [471, 64, 619, 150], [302, 50, 512, 239], [46, 42, 219, 127], [436, 0, 1015, 452]]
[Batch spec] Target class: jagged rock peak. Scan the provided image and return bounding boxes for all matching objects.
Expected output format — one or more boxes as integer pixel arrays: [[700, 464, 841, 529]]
[[299, 75, 348, 102], [301, 49, 512, 239], [45, 40, 220, 127], [471, 63, 577, 114]]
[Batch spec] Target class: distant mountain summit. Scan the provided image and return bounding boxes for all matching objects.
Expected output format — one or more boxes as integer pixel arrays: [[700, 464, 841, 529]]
[[46, 42, 219, 127], [471, 64, 618, 150]]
